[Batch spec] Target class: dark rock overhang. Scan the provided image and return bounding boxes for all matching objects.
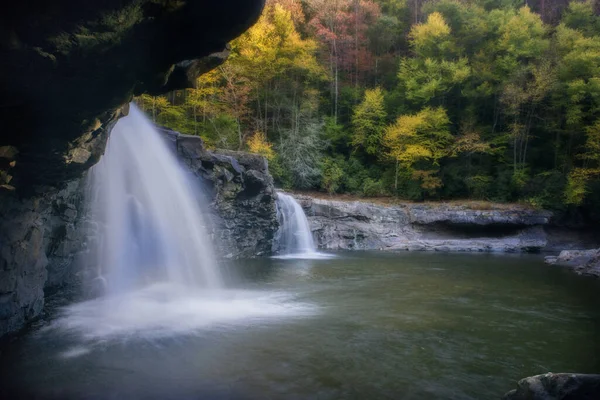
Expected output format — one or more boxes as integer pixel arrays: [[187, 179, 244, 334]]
[[0, 0, 265, 193]]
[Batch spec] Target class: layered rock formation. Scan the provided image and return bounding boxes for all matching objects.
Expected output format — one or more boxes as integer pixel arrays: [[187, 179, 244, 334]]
[[292, 195, 553, 253], [162, 129, 279, 259], [0, 0, 265, 337], [545, 249, 600, 277], [503, 373, 600, 400]]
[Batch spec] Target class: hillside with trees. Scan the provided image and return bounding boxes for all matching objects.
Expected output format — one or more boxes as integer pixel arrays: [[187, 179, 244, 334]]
[[136, 0, 600, 219]]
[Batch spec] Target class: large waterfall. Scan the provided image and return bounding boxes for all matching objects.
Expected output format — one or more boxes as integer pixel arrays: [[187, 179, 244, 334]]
[[89, 104, 221, 294], [275, 193, 331, 259], [50, 104, 312, 342]]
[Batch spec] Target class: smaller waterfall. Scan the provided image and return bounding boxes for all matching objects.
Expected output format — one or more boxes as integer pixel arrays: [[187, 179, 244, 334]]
[[275, 193, 332, 259]]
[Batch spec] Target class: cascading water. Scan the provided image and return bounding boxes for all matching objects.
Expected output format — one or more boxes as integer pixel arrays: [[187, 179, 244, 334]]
[[48, 104, 314, 343], [275, 193, 316, 255], [274, 192, 332, 259], [89, 104, 220, 294]]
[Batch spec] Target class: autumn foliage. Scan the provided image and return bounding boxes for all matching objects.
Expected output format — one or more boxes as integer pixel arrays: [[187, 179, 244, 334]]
[[136, 0, 600, 219]]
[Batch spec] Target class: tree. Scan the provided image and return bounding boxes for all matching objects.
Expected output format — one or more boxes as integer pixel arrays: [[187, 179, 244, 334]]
[[351, 87, 387, 155], [321, 157, 345, 194], [562, 0, 600, 37], [384, 107, 452, 194], [308, 0, 380, 121], [247, 131, 275, 160], [409, 12, 454, 58]]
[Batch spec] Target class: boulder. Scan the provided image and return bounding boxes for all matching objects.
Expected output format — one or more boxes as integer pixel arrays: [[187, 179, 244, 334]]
[[545, 249, 600, 277], [503, 373, 600, 400]]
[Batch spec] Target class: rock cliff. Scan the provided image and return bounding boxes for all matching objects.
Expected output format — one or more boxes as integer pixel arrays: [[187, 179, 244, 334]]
[[293, 195, 554, 253], [164, 129, 279, 259]]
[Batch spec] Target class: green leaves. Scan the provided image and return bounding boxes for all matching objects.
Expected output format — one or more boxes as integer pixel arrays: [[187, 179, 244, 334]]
[[398, 57, 470, 105], [351, 88, 388, 155]]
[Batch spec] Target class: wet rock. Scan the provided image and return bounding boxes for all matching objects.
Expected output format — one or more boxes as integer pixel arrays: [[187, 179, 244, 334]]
[[171, 131, 278, 259], [0, 178, 87, 337], [545, 249, 600, 277], [503, 373, 600, 400]]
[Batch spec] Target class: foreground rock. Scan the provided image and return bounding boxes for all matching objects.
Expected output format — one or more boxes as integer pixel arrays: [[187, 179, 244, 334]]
[[503, 373, 600, 400], [293, 195, 552, 253], [545, 249, 600, 277]]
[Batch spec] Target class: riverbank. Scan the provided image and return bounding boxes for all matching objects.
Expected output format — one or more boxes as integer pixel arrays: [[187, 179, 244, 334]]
[[287, 192, 599, 254]]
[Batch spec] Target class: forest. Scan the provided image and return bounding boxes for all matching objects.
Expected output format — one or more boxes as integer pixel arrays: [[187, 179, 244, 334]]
[[136, 0, 600, 217]]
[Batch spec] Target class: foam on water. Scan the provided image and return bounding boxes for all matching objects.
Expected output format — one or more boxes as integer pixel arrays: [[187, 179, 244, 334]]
[[49, 284, 315, 342], [273, 252, 336, 260]]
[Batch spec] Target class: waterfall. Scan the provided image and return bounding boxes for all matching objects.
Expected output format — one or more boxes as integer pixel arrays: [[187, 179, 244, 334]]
[[275, 192, 323, 258], [49, 104, 315, 342], [89, 104, 221, 294]]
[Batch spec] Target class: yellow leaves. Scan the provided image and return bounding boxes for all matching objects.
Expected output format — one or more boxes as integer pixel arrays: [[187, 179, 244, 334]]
[[394, 144, 432, 164], [580, 120, 600, 164], [383, 107, 452, 168], [410, 12, 451, 56], [247, 131, 275, 160], [411, 169, 442, 192], [408, 11, 460, 59], [564, 168, 599, 205], [498, 6, 548, 60], [351, 87, 387, 155], [233, 2, 323, 82], [451, 130, 491, 157]]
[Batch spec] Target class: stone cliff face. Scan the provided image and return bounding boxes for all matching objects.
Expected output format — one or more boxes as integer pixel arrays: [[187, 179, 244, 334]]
[[0, 0, 265, 337], [163, 129, 279, 259], [0, 179, 87, 336], [292, 195, 554, 253]]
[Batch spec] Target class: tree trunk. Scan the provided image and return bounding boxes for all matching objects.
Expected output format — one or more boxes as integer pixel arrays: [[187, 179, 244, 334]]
[[394, 160, 399, 193], [332, 36, 339, 124]]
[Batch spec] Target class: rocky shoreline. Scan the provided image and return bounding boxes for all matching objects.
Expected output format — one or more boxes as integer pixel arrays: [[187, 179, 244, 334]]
[[291, 194, 598, 254]]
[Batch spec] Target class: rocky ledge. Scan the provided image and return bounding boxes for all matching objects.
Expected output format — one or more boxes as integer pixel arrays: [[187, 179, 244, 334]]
[[292, 195, 554, 253], [503, 373, 600, 400], [545, 249, 600, 277], [162, 129, 279, 259]]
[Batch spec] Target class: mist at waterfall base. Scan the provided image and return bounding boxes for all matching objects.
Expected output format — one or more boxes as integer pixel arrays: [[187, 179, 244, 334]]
[[274, 192, 333, 260], [47, 104, 314, 342]]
